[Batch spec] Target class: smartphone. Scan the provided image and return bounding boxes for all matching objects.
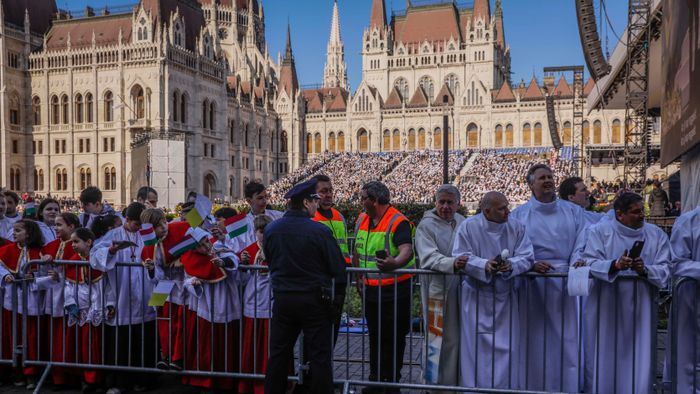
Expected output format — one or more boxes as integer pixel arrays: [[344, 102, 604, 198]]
[[628, 240, 645, 259], [375, 250, 388, 260]]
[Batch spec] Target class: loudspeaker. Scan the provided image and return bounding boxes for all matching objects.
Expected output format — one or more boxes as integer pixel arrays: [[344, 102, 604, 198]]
[[575, 0, 611, 80], [546, 95, 563, 150]]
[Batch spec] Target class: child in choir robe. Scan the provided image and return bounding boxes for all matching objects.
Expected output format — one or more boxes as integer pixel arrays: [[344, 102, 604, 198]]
[[139, 208, 191, 371], [64, 228, 116, 392], [40, 212, 80, 388], [181, 228, 242, 391], [0, 220, 47, 388], [89, 202, 156, 393], [238, 214, 273, 394]]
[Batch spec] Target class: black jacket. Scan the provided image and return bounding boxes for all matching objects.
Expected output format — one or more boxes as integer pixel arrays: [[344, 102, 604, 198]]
[[264, 209, 347, 294]]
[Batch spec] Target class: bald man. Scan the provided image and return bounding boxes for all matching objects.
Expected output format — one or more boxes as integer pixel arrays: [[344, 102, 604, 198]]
[[452, 192, 534, 390]]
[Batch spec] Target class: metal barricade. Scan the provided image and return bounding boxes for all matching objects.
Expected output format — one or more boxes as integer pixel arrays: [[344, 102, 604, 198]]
[[7, 259, 662, 393], [670, 276, 700, 394]]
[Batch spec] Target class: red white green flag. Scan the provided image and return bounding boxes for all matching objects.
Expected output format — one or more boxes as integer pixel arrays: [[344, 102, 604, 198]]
[[139, 223, 158, 246], [225, 213, 248, 240]]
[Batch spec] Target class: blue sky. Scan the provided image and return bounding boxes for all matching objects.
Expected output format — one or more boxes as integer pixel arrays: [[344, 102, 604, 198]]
[[61, 0, 628, 89]]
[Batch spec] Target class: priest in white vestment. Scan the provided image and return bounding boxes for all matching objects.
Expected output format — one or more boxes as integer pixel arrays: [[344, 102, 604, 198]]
[[453, 192, 534, 390], [580, 192, 671, 393], [668, 204, 700, 393], [510, 164, 585, 392]]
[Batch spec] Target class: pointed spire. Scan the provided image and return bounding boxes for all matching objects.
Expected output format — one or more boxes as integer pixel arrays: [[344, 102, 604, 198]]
[[279, 23, 299, 96], [259, 0, 264, 19], [324, 0, 348, 89], [406, 0, 411, 10], [369, 0, 386, 31], [329, 0, 341, 45], [283, 23, 293, 63]]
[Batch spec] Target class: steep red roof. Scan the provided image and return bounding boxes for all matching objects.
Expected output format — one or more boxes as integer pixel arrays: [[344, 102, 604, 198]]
[[433, 83, 454, 106], [472, 0, 490, 25], [552, 75, 573, 98], [583, 78, 595, 96], [408, 86, 429, 107], [302, 90, 323, 113], [142, 0, 206, 51], [326, 88, 348, 112], [493, 81, 516, 102], [3, 0, 57, 34], [384, 87, 403, 109], [494, 15, 505, 48], [46, 14, 133, 50], [369, 0, 386, 31], [522, 77, 544, 100], [393, 4, 462, 44]]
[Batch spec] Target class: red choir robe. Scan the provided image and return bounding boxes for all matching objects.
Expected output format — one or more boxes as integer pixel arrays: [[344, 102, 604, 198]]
[[181, 249, 240, 390], [141, 221, 190, 365], [40, 238, 77, 385], [62, 254, 107, 385], [0, 242, 46, 377]]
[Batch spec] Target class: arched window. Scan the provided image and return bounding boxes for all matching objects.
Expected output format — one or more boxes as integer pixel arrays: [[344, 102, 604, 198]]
[[444, 74, 460, 96], [9, 95, 19, 125], [32, 97, 41, 126], [593, 120, 602, 144], [180, 94, 187, 123], [56, 168, 68, 191], [61, 94, 69, 124], [202, 100, 209, 129], [467, 123, 478, 147], [392, 129, 400, 151], [86, 93, 94, 123], [434, 127, 442, 149], [131, 85, 145, 119], [281, 131, 288, 153], [74, 94, 84, 124], [104, 166, 117, 190], [34, 168, 44, 191], [173, 91, 180, 122], [9, 168, 20, 191], [534, 122, 543, 146], [419, 76, 435, 102], [358, 129, 369, 152], [562, 121, 572, 145], [104, 91, 114, 122], [393, 78, 409, 100], [522, 123, 532, 146], [209, 102, 216, 130], [382, 130, 390, 150], [203, 174, 216, 198], [494, 124, 503, 147], [611, 119, 621, 144], [583, 121, 590, 144], [337, 132, 345, 152], [306, 133, 313, 153], [418, 128, 426, 149], [505, 124, 514, 147], [408, 129, 416, 150], [51, 95, 60, 125], [328, 132, 336, 153], [314, 133, 321, 153], [79, 167, 92, 189]]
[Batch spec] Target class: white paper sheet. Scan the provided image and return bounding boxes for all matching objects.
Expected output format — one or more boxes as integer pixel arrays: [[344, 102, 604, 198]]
[[567, 267, 591, 297]]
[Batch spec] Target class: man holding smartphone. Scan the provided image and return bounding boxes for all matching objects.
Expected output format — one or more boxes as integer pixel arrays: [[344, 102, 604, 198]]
[[580, 192, 671, 393], [353, 181, 414, 394]]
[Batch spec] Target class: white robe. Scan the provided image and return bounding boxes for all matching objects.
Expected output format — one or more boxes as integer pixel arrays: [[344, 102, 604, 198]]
[[668, 206, 700, 393], [0, 249, 53, 316], [581, 218, 671, 394], [510, 196, 584, 392], [0, 217, 14, 240], [37, 221, 56, 245], [184, 252, 242, 323], [452, 213, 534, 390], [415, 209, 465, 388], [91, 226, 156, 326], [64, 272, 117, 327]]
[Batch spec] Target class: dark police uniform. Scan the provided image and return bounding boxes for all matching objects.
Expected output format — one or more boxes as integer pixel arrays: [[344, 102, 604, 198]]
[[263, 180, 347, 394]]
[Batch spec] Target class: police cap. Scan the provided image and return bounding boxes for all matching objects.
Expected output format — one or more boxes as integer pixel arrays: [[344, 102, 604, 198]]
[[284, 179, 321, 201]]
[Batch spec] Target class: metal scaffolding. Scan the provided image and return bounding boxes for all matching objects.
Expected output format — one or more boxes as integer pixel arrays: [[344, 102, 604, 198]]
[[623, 0, 652, 191]]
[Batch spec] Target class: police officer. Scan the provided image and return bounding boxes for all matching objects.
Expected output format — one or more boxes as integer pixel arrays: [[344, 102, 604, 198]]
[[263, 179, 347, 394]]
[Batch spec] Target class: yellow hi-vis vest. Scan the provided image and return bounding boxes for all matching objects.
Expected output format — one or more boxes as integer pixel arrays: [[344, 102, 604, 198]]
[[313, 208, 351, 265]]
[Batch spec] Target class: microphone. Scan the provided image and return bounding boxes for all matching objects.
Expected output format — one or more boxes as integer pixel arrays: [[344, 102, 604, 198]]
[[501, 249, 510, 261]]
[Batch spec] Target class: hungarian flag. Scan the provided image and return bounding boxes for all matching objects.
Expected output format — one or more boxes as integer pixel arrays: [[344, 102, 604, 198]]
[[24, 199, 36, 217], [139, 223, 158, 246], [184, 194, 213, 228], [224, 213, 248, 239], [168, 235, 198, 258]]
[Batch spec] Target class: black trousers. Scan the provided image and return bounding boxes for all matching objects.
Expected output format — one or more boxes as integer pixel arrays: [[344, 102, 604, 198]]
[[364, 293, 411, 383], [104, 321, 157, 388], [265, 291, 334, 394]]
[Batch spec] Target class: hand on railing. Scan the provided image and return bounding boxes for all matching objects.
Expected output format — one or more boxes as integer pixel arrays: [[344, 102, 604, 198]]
[[3, 274, 13, 284], [107, 306, 115, 320], [532, 261, 554, 273], [240, 251, 250, 265], [453, 255, 468, 272], [47, 270, 59, 282]]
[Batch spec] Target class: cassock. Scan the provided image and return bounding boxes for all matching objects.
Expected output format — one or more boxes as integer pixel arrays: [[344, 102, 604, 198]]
[[63, 254, 115, 384], [141, 220, 190, 365], [452, 213, 534, 389], [182, 249, 242, 390], [414, 208, 465, 388], [37, 221, 56, 245], [510, 196, 584, 392], [581, 218, 671, 394], [40, 238, 77, 386], [667, 206, 700, 392], [0, 242, 47, 376]]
